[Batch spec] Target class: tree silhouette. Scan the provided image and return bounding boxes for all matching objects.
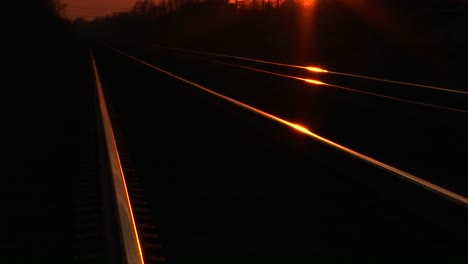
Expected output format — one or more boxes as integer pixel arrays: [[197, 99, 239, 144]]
[[13, 0, 71, 50]]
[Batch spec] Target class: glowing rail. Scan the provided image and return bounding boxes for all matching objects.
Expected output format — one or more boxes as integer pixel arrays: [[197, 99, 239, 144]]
[[325, 70, 468, 95], [91, 49, 145, 264], [306, 66, 329, 73], [110, 46, 468, 208], [325, 83, 468, 114], [150, 43, 467, 95], [191, 56, 468, 114], [195, 56, 325, 85]]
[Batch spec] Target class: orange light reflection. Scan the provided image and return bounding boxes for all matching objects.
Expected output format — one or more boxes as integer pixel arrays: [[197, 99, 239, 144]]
[[306, 66, 328, 73], [304, 79, 325, 85], [291, 123, 312, 134], [91, 49, 145, 264], [115, 46, 468, 208]]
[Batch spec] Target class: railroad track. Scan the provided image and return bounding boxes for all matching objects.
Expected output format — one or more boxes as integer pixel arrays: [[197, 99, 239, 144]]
[[75, 43, 468, 263], [88, 42, 466, 263], [72, 48, 166, 264]]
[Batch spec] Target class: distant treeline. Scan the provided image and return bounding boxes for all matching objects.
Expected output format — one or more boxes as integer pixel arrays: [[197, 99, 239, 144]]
[[76, 1, 466, 57], [71, 0, 467, 86]]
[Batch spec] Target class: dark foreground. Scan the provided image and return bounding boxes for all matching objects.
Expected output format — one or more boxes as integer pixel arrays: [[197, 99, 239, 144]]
[[94, 43, 467, 263], [3, 41, 467, 263]]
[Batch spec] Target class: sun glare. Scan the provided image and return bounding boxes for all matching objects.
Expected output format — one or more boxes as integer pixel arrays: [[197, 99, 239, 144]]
[[304, 79, 325, 85], [301, 0, 316, 7], [306, 66, 328, 73], [291, 123, 312, 134]]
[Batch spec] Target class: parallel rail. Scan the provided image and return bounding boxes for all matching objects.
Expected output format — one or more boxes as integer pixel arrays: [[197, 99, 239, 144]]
[[91, 49, 145, 264]]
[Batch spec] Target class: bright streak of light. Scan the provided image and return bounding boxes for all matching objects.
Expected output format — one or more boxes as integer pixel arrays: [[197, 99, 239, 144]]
[[291, 123, 312, 133], [306, 66, 328, 73], [110, 46, 468, 208], [149, 43, 467, 95], [184, 54, 327, 86], [295, 125, 468, 208], [90, 49, 145, 264], [304, 79, 325, 85], [328, 71, 468, 95], [194, 56, 314, 83], [183, 54, 467, 114]]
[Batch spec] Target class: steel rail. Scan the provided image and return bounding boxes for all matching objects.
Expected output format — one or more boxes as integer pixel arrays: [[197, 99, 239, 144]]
[[111, 46, 468, 208], [91, 49, 145, 264]]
